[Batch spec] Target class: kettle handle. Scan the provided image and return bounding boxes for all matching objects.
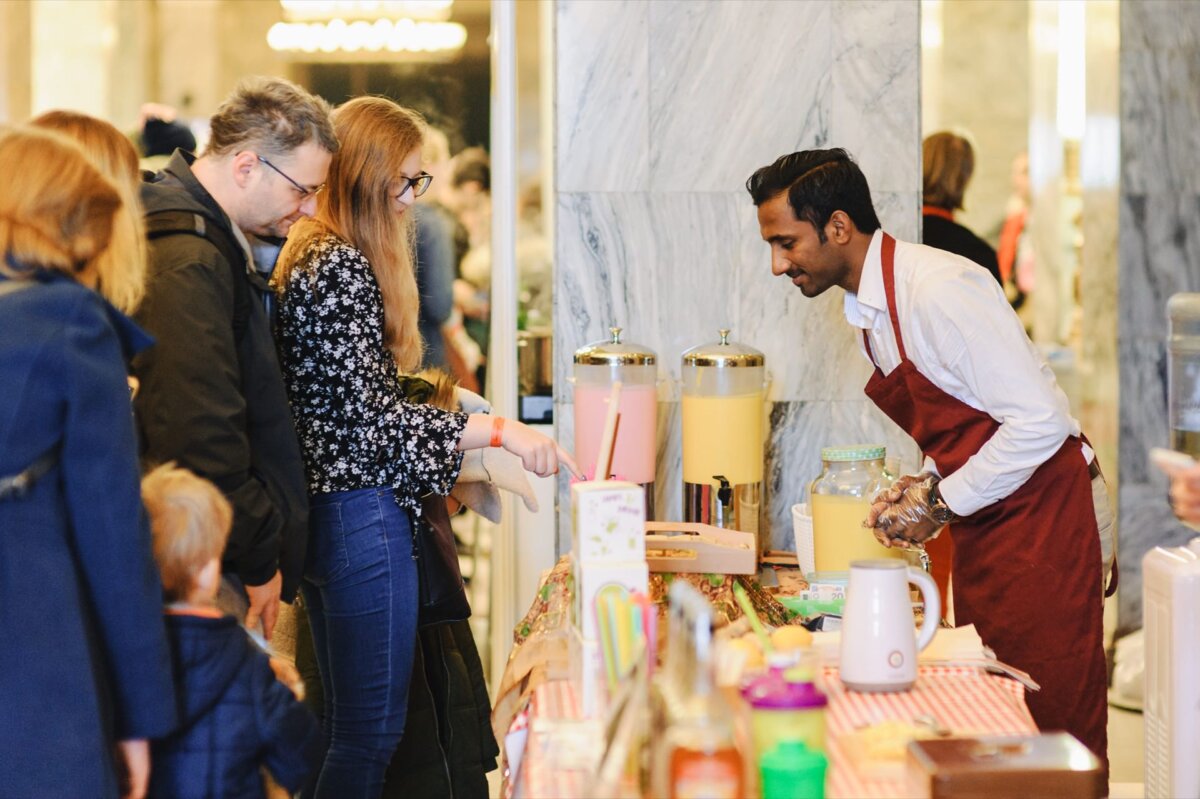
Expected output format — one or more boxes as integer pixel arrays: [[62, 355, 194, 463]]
[[908, 566, 941, 652]]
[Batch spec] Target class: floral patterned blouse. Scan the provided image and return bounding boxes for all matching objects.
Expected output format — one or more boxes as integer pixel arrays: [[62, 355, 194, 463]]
[[274, 232, 467, 513]]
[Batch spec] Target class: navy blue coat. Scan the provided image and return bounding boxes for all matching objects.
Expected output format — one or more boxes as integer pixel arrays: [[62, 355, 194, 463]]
[[0, 269, 176, 797], [149, 613, 321, 798]]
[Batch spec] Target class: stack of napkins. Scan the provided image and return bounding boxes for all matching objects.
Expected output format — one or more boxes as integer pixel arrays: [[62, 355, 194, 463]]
[[813, 625, 1039, 690], [812, 624, 984, 663]]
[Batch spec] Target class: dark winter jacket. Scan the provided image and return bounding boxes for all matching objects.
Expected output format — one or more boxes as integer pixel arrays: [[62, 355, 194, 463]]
[[149, 611, 322, 798], [383, 621, 499, 798], [0, 269, 176, 798], [133, 150, 309, 600]]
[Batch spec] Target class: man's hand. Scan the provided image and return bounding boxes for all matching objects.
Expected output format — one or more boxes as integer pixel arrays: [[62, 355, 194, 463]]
[[864, 472, 933, 529], [244, 570, 282, 640], [866, 474, 945, 548], [1168, 463, 1200, 525], [116, 739, 150, 799]]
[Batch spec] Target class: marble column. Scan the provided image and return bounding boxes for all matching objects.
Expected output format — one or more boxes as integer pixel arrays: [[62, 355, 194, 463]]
[[553, 0, 921, 553], [1117, 1, 1200, 631], [0, 0, 32, 125]]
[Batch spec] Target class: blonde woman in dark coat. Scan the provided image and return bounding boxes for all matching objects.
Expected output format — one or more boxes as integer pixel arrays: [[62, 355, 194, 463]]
[[0, 126, 175, 799]]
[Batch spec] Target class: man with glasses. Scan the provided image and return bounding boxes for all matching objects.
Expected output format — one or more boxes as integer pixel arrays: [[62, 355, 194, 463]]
[[134, 77, 338, 641]]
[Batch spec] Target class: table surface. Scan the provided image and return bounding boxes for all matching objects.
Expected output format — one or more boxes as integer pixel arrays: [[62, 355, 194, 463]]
[[508, 665, 1038, 799]]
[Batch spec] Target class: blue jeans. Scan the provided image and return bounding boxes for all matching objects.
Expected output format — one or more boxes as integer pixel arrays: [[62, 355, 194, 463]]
[[302, 487, 418, 799]]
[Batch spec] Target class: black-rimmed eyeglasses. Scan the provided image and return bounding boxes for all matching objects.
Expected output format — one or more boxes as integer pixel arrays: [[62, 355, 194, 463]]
[[257, 155, 324, 199], [394, 173, 433, 201]]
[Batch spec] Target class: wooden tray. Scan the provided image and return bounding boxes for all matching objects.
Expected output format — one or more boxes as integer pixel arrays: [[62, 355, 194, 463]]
[[643, 521, 757, 575]]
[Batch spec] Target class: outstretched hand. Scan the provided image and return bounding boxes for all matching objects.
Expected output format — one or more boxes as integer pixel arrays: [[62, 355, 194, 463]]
[[500, 419, 584, 480]]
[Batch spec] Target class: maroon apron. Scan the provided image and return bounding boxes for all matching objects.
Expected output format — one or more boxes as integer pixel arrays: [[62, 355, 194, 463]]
[[860, 234, 1108, 767]]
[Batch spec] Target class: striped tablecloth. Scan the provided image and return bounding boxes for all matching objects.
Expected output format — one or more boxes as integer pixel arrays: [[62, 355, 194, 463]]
[[508, 665, 1037, 799]]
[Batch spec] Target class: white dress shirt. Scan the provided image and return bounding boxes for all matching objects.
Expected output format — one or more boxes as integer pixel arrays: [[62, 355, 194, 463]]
[[844, 230, 1088, 517]]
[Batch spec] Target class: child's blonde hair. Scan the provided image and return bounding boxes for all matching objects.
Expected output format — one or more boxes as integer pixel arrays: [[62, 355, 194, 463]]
[[142, 463, 232, 602]]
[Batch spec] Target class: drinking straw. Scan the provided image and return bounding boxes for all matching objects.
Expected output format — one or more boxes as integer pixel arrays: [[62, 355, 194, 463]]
[[593, 381, 622, 481]]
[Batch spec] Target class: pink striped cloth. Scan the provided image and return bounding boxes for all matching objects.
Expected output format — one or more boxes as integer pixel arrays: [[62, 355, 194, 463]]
[[509, 666, 1036, 798], [822, 665, 1037, 798]]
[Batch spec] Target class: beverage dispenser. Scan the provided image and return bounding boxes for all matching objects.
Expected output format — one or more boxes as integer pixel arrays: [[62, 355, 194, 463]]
[[681, 329, 765, 551], [1169, 294, 1200, 457], [573, 327, 658, 516]]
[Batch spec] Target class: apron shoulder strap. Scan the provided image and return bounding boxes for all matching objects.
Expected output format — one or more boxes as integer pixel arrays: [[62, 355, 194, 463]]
[[880, 233, 908, 362]]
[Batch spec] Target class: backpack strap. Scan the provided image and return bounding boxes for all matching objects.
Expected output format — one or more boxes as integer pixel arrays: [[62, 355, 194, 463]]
[[144, 210, 251, 341]]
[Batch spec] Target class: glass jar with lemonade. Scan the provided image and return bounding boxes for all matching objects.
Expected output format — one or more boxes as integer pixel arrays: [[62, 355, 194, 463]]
[[809, 445, 902, 572]]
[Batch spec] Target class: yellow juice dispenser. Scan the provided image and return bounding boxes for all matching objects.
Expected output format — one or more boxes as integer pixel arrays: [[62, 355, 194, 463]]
[[809, 445, 903, 572], [681, 329, 765, 552], [573, 327, 658, 516]]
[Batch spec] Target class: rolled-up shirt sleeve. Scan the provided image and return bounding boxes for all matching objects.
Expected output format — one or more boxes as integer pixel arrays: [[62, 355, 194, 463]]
[[910, 272, 1075, 517]]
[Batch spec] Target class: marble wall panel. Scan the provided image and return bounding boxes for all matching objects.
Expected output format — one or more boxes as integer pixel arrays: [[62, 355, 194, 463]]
[[555, 0, 650, 192], [647, 0, 833, 192], [1120, 48, 1200, 196], [830, 0, 921, 194], [1120, 0, 1200, 53], [553, 0, 921, 554]]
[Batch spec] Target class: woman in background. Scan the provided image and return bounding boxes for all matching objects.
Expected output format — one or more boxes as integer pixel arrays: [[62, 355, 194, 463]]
[[922, 131, 1002, 285], [30, 110, 148, 314], [0, 127, 175, 799], [273, 96, 578, 798]]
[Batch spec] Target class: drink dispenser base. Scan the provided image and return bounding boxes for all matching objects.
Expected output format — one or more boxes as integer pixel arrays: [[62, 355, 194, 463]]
[[683, 479, 759, 540]]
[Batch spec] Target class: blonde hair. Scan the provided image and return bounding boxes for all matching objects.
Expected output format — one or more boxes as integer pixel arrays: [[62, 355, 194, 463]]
[[276, 96, 426, 372], [142, 463, 232, 603], [0, 127, 121, 283], [30, 111, 147, 313], [923, 131, 975, 212]]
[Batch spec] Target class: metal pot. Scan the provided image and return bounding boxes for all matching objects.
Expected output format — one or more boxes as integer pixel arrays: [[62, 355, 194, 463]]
[[517, 327, 553, 396]]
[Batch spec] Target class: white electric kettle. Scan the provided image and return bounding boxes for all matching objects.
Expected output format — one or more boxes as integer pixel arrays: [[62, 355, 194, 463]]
[[839, 559, 940, 692]]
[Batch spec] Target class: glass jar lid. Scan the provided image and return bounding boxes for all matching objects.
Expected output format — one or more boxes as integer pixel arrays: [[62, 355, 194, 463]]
[[821, 445, 886, 462], [573, 327, 656, 365], [681, 328, 765, 368]]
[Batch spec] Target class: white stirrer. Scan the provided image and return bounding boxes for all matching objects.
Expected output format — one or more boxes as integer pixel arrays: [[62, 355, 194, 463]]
[[593, 381, 622, 481]]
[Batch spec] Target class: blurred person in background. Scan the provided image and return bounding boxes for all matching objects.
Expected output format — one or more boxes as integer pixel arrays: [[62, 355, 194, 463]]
[[133, 77, 338, 641], [922, 131, 1002, 286], [273, 96, 578, 798], [449, 147, 492, 390], [997, 151, 1033, 310], [412, 125, 457, 371], [134, 103, 198, 173], [0, 126, 175, 799]]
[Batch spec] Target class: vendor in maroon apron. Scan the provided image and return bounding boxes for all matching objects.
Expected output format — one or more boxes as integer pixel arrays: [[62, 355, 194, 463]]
[[747, 148, 1111, 771]]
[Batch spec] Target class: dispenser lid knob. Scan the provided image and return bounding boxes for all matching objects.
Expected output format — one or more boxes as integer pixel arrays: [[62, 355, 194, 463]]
[[610, 327, 623, 344]]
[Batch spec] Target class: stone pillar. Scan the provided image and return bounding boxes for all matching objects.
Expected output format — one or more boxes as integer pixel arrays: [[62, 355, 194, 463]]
[[1117, 1, 1200, 631], [933, 0, 1031, 243], [0, 0, 32, 125], [552, 0, 921, 552]]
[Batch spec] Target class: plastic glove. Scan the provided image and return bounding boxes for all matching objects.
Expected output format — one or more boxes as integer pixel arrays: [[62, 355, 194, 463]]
[[865, 471, 935, 529], [867, 473, 946, 548]]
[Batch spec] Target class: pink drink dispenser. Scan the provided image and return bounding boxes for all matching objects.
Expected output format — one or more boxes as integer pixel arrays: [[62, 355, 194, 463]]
[[573, 327, 658, 517]]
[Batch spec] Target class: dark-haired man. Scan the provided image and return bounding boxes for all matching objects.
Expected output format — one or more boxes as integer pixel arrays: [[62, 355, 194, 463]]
[[134, 77, 338, 640], [747, 149, 1114, 770]]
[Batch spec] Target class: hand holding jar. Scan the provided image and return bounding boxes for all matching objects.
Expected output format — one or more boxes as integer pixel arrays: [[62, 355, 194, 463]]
[[865, 473, 956, 548]]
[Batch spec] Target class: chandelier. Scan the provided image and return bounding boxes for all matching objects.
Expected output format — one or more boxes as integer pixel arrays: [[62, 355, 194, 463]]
[[268, 0, 467, 58]]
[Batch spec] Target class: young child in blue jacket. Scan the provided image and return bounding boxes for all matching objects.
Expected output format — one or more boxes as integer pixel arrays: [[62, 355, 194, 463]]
[[142, 464, 322, 798]]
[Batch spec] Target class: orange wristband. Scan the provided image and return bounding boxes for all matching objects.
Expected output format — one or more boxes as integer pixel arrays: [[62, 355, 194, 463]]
[[489, 416, 505, 447]]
